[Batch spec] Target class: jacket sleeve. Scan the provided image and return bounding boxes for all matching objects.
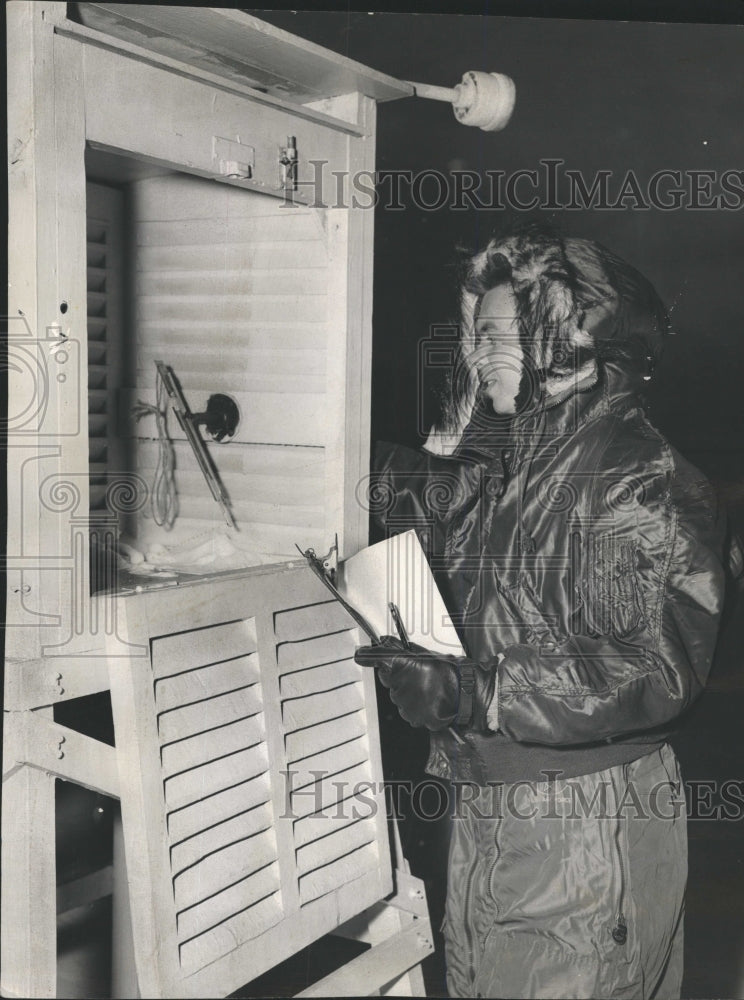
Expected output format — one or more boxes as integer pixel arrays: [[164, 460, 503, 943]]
[[368, 440, 486, 542], [495, 454, 727, 746]]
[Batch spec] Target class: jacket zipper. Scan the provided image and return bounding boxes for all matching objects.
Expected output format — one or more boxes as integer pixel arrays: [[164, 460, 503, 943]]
[[610, 764, 629, 946]]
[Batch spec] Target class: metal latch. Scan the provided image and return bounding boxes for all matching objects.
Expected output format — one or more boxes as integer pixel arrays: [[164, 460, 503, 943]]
[[213, 136, 255, 179], [279, 136, 298, 191]]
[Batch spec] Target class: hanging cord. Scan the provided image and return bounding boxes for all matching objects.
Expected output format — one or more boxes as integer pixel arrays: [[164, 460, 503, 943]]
[[131, 369, 178, 529]]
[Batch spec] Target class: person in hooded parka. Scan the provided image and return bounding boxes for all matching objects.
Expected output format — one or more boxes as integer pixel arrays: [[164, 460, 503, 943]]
[[355, 224, 727, 999]]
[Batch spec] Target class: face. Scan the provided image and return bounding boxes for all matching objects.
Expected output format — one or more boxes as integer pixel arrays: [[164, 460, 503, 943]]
[[472, 284, 524, 415]]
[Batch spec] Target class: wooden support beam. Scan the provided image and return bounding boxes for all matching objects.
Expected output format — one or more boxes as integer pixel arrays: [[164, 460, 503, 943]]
[[57, 865, 114, 915], [4, 656, 112, 710], [1, 759, 57, 997], [4, 711, 120, 797], [295, 917, 433, 998]]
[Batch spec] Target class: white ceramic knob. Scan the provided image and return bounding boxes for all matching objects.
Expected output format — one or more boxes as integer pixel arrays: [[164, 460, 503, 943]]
[[452, 71, 516, 132]]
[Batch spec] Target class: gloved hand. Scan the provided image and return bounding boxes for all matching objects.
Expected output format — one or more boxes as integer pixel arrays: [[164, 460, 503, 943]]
[[354, 636, 498, 732]]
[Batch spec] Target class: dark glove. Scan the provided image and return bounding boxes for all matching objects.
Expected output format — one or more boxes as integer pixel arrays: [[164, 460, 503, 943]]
[[354, 636, 498, 732]]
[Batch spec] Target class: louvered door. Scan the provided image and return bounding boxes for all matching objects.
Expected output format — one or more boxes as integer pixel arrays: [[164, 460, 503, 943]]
[[123, 173, 334, 559], [108, 564, 391, 998], [86, 182, 125, 516]]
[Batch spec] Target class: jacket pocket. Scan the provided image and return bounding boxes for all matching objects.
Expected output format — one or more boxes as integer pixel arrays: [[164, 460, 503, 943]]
[[580, 532, 647, 637]]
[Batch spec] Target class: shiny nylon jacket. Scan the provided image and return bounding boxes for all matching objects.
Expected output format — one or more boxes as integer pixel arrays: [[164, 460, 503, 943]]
[[371, 237, 727, 784]]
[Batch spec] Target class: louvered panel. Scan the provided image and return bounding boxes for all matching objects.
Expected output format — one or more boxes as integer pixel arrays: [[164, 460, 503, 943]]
[[87, 290, 108, 316], [282, 683, 364, 733], [133, 519, 331, 561], [296, 817, 377, 879], [298, 844, 379, 906], [135, 346, 324, 379], [151, 619, 258, 677], [139, 242, 327, 271], [164, 740, 269, 813], [87, 316, 108, 340], [88, 389, 108, 414], [137, 366, 324, 397], [277, 631, 358, 673], [128, 173, 334, 553], [284, 737, 370, 794], [138, 467, 325, 509], [136, 213, 322, 246], [159, 689, 264, 749], [89, 438, 107, 461], [155, 656, 261, 712], [87, 265, 108, 292], [88, 341, 108, 364], [129, 390, 327, 444], [289, 761, 373, 821], [137, 320, 326, 352], [279, 660, 362, 701], [178, 890, 283, 973], [177, 868, 281, 947], [272, 595, 384, 908], [111, 566, 393, 994], [173, 829, 278, 911], [143, 609, 284, 975], [274, 600, 356, 641], [160, 715, 265, 779], [167, 773, 272, 845], [87, 183, 127, 589], [170, 802, 274, 875], [136, 268, 326, 298], [292, 788, 378, 851], [138, 293, 326, 325], [167, 498, 325, 530], [88, 364, 107, 389], [136, 439, 324, 483]]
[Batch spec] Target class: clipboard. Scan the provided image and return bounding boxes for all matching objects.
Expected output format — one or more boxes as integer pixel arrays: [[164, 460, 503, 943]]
[[296, 541, 381, 644]]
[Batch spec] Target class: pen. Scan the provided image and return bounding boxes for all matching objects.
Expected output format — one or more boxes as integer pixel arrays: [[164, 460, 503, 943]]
[[388, 602, 412, 650], [388, 601, 466, 746]]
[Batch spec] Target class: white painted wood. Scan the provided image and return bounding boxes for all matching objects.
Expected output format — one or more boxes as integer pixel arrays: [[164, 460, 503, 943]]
[[277, 631, 359, 673], [0, 761, 58, 997], [57, 865, 114, 915], [5, 713, 120, 797], [285, 711, 368, 764], [170, 801, 274, 876], [107, 568, 392, 996], [154, 657, 261, 711], [4, 5, 418, 995], [295, 914, 432, 998], [4, 1, 61, 661], [112, 810, 140, 999], [279, 659, 363, 699], [150, 619, 258, 677], [3, 654, 111, 709], [342, 95, 378, 560], [83, 43, 347, 205], [167, 774, 273, 847], [282, 681, 365, 732], [76, 4, 412, 104]]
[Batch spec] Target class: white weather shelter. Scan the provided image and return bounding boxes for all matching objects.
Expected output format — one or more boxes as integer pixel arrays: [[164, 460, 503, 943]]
[[3, 5, 431, 997]]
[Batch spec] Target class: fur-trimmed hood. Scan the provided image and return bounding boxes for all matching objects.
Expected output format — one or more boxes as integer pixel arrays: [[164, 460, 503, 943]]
[[431, 226, 670, 453]]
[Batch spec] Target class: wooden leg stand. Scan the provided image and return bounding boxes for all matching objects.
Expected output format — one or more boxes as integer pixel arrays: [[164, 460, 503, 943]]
[[1, 759, 57, 998], [296, 868, 433, 998]]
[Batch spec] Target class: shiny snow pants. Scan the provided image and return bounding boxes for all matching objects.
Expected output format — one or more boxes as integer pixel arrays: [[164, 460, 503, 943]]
[[443, 744, 687, 999]]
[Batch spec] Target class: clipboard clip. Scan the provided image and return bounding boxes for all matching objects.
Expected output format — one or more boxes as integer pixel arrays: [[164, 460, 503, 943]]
[[296, 533, 337, 586], [294, 535, 380, 645]]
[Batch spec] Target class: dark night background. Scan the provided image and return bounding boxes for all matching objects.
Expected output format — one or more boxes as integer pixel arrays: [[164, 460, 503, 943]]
[[243, 8, 744, 998]]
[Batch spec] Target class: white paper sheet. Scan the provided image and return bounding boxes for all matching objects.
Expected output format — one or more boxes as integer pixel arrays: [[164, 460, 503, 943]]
[[338, 530, 465, 655]]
